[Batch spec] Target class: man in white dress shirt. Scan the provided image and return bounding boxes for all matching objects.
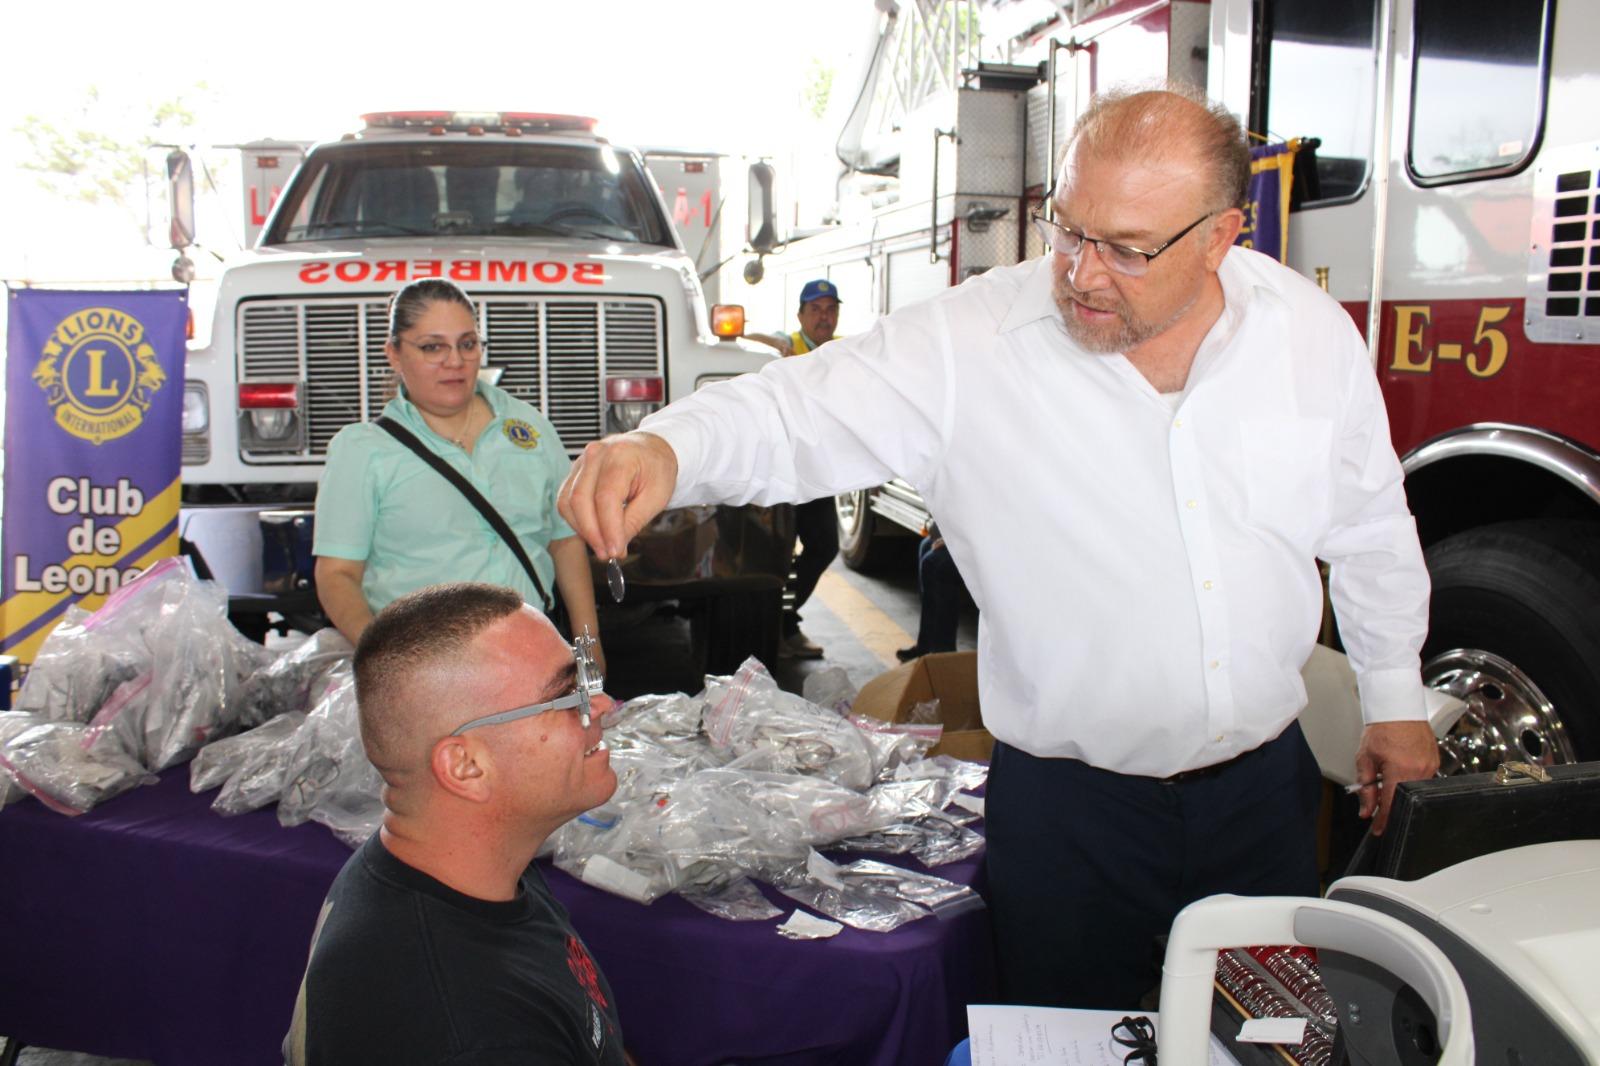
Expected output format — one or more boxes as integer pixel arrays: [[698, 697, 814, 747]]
[[556, 86, 1439, 1007]]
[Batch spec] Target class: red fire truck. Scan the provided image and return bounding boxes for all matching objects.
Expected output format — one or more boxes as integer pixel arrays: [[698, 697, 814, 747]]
[[741, 0, 1599, 771]]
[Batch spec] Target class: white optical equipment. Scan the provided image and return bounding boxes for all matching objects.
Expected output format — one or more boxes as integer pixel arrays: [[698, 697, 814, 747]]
[[1155, 839, 1600, 1065], [1157, 895, 1473, 1066]]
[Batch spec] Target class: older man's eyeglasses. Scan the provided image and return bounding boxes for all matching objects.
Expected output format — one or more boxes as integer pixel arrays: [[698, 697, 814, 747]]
[[1032, 212, 1213, 277], [400, 335, 484, 364], [450, 629, 604, 735]]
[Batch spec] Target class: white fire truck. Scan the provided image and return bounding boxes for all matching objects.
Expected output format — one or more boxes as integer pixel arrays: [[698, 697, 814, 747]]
[[738, 0, 1600, 772], [169, 110, 792, 672]]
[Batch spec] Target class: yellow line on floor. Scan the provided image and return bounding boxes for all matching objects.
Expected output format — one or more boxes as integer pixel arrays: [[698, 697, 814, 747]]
[[814, 569, 914, 669]]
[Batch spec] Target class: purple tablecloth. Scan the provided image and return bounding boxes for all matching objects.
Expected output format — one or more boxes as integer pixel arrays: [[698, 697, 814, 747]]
[[0, 769, 995, 1065]]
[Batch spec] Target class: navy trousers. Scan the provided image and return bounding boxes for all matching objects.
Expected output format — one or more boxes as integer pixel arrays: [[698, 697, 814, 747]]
[[914, 534, 965, 654], [984, 721, 1322, 1008], [785, 496, 840, 635]]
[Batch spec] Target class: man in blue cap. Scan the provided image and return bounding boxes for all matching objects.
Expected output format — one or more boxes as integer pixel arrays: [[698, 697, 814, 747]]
[[749, 278, 842, 357], [749, 279, 843, 657]]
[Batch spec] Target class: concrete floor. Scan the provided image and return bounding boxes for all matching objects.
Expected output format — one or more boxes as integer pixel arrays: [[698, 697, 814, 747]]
[[4, 554, 977, 1066]]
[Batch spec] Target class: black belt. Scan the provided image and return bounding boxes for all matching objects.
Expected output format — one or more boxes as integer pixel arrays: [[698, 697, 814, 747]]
[[1158, 739, 1265, 784]]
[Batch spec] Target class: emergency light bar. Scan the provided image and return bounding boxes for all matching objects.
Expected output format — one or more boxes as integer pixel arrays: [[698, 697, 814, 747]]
[[361, 111, 599, 135]]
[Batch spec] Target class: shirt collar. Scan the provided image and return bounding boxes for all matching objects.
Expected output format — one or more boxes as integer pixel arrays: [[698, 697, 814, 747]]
[[1196, 247, 1276, 368], [995, 247, 1283, 361], [393, 377, 503, 421], [999, 256, 1062, 334]]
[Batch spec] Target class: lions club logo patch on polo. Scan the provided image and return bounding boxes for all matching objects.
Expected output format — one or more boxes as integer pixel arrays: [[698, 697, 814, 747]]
[[32, 306, 167, 445], [503, 418, 540, 449]]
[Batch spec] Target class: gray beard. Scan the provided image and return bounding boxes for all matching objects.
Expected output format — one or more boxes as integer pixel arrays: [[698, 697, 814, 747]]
[[1053, 277, 1197, 354]]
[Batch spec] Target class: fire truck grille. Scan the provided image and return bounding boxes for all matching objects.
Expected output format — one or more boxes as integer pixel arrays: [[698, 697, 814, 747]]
[[236, 295, 665, 461], [1525, 141, 1600, 345]]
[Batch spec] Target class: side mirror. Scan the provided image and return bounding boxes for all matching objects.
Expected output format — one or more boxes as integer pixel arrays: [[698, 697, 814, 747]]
[[747, 162, 779, 255], [167, 149, 196, 250]]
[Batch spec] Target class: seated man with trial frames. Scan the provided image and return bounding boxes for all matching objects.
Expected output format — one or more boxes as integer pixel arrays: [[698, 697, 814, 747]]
[[285, 582, 630, 1066]]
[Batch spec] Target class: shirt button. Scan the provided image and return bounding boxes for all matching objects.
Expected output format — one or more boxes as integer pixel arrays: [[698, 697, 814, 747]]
[[1186, 499, 1197, 509], [1214, 734, 1224, 742], [1203, 579, 1214, 590], [1173, 418, 1183, 428], [1210, 660, 1220, 670]]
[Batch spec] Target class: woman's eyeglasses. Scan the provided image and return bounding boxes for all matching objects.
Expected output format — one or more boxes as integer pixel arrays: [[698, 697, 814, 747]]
[[399, 336, 484, 364]]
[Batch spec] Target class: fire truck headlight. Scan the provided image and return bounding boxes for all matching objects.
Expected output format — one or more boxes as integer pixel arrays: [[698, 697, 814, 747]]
[[182, 384, 209, 434], [603, 376, 664, 434], [249, 409, 297, 440]]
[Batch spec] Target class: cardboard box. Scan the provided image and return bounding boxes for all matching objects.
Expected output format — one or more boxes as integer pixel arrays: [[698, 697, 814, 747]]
[[852, 651, 993, 762]]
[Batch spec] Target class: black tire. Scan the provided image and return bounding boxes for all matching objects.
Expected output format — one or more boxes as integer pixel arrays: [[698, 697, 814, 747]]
[[1423, 520, 1600, 765], [692, 588, 784, 675], [836, 489, 903, 573]]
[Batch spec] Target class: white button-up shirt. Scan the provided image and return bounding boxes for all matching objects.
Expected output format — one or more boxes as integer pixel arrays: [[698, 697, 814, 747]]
[[645, 247, 1429, 777]]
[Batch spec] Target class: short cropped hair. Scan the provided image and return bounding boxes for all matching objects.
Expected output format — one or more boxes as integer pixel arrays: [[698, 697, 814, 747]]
[[1065, 85, 1251, 214], [354, 582, 523, 766]]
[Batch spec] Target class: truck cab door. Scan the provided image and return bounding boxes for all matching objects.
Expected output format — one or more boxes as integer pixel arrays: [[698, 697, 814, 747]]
[[1211, 0, 1391, 345]]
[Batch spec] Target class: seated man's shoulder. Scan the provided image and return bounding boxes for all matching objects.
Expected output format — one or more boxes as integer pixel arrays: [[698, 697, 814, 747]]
[[299, 843, 624, 1064]]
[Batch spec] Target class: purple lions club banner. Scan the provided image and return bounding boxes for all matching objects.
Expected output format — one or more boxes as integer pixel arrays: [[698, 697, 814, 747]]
[[2, 288, 188, 689], [1236, 140, 1300, 263]]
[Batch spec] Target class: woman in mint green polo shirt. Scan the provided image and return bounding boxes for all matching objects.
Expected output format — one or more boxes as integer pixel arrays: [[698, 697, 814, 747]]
[[312, 279, 603, 668]]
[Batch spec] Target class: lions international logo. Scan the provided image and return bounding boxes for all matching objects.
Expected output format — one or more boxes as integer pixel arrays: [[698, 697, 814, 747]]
[[503, 418, 540, 449], [32, 306, 166, 445]]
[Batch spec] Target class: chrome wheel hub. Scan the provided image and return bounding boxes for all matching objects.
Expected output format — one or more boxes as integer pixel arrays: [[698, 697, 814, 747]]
[[835, 490, 866, 538], [1425, 648, 1576, 776]]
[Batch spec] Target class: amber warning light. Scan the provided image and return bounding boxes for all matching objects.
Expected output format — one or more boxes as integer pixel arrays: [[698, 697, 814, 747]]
[[710, 305, 745, 339]]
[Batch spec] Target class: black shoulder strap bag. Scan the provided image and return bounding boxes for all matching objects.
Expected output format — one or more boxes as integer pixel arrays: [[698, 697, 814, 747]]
[[374, 416, 554, 613]]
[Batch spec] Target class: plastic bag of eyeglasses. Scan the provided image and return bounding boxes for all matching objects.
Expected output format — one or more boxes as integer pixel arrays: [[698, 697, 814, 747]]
[[848, 715, 943, 780], [196, 712, 312, 816], [865, 774, 978, 824], [559, 767, 895, 899], [0, 719, 157, 816], [12, 605, 144, 724], [276, 667, 384, 845], [768, 852, 984, 932], [669, 768, 895, 859], [700, 659, 876, 790], [72, 561, 272, 771], [236, 627, 353, 727], [677, 865, 784, 921], [0, 711, 52, 807], [551, 805, 685, 903], [801, 665, 857, 715], [191, 711, 307, 793], [546, 745, 724, 902], [837, 812, 986, 867], [602, 694, 722, 769], [891, 754, 988, 795], [702, 659, 875, 777]]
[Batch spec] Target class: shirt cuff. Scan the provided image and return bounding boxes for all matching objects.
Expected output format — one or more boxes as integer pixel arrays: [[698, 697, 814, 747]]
[[639, 418, 703, 509], [1356, 666, 1429, 724], [310, 541, 369, 561]]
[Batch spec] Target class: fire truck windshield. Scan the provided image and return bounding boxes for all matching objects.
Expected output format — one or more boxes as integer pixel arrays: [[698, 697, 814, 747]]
[[261, 141, 674, 247]]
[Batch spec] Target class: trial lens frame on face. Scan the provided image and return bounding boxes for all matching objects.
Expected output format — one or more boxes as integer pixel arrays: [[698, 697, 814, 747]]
[[450, 628, 603, 734]]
